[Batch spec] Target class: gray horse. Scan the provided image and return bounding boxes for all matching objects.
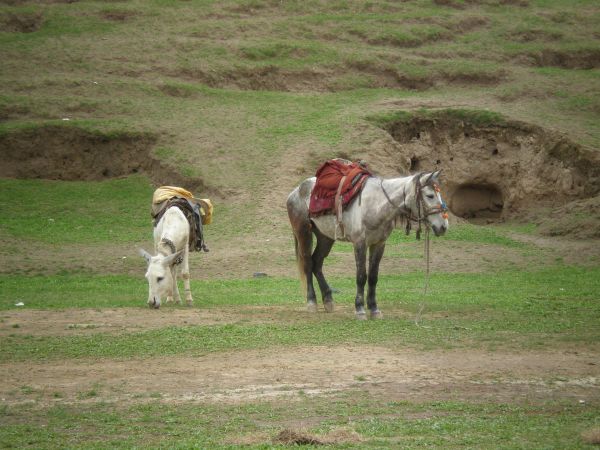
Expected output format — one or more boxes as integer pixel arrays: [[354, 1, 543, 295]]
[[286, 170, 448, 319]]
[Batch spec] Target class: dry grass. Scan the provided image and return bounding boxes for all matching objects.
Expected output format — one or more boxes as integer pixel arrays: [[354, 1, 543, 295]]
[[582, 427, 600, 445]]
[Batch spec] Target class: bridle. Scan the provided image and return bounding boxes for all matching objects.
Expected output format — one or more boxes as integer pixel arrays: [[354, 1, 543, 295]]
[[381, 173, 449, 240]]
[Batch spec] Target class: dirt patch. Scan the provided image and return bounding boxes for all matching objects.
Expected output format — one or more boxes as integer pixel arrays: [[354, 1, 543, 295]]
[[0, 125, 206, 191], [520, 48, 600, 70], [0, 104, 30, 121], [168, 61, 503, 93], [158, 83, 198, 98], [509, 29, 563, 43], [0, 10, 43, 33], [99, 9, 139, 22], [0, 306, 308, 337], [380, 112, 600, 224], [433, 0, 528, 8], [1, 344, 598, 407]]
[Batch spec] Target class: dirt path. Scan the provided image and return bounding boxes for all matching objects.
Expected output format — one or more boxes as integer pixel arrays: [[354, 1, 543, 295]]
[[2, 345, 598, 408]]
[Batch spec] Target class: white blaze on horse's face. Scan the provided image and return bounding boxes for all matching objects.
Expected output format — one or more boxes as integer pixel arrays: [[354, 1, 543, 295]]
[[420, 172, 449, 237], [140, 249, 181, 309]]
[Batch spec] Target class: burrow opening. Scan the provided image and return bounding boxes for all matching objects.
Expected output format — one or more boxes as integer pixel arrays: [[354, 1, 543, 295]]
[[380, 112, 600, 222], [0, 125, 206, 191], [450, 183, 504, 221]]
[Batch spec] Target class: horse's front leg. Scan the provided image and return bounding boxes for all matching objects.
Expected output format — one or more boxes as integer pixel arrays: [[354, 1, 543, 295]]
[[182, 247, 193, 306], [353, 241, 368, 320], [367, 242, 386, 319]]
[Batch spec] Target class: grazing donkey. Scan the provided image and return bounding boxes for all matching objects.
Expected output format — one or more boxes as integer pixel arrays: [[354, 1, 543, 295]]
[[287, 170, 448, 319], [140, 205, 192, 309]]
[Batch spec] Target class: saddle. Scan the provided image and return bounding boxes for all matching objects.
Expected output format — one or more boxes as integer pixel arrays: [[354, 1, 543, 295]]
[[151, 186, 212, 253], [308, 159, 372, 223]]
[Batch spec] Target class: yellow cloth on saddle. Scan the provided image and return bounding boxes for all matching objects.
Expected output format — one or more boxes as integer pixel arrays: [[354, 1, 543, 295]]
[[153, 186, 194, 204], [152, 186, 213, 225]]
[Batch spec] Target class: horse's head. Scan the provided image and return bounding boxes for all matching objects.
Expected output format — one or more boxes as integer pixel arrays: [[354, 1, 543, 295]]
[[418, 171, 449, 237], [139, 248, 183, 309]]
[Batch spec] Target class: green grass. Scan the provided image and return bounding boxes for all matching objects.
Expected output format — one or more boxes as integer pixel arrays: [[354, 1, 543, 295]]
[[0, 395, 597, 449], [1, 266, 598, 361], [1, 1, 599, 447], [0, 176, 154, 244]]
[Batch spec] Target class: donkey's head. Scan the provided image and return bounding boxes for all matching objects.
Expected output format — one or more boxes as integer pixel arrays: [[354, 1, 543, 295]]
[[139, 249, 183, 309], [418, 171, 449, 237]]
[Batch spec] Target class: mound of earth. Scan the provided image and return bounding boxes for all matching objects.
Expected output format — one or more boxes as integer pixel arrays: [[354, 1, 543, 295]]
[[537, 195, 600, 239], [521, 48, 600, 70], [379, 112, 600, 226], [0, 125, 206, 191], [0, 11, 43, 33]]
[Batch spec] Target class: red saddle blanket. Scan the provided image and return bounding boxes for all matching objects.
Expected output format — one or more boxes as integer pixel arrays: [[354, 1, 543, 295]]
[[309, 159, 372, 216]]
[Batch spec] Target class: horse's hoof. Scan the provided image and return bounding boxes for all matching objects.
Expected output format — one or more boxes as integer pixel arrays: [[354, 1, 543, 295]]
[[356, 311, 367, 320], [307, 302, 318, 313], [186, 299, 193, 306], [324, 301, 334, 313], [166, 297, 174, 304], [370, 310, 383, 320]]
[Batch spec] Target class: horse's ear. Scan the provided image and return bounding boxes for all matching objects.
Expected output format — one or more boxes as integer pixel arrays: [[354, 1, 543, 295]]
[[421, 170, 442, 186], [139, 248, 152, 264], [162, 250, 183, 266]]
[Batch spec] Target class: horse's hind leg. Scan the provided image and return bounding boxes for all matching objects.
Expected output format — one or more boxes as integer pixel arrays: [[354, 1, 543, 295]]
[[367, 242, 386, 319], [312, 228, 335, 312], [353, 241, 368, 320], [296, 223, 318, 312]]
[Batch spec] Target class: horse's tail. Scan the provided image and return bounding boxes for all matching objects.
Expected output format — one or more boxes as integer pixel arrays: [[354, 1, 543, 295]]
[[293, 233, 308, 294]]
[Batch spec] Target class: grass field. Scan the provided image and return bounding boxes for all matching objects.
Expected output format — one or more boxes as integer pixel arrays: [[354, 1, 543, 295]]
[[1, 0, 600, 448]]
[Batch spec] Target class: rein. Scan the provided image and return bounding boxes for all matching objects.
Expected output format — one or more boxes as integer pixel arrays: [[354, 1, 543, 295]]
[[381, 174, 447, 326]]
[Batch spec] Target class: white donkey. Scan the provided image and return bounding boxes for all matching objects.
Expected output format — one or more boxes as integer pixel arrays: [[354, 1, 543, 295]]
[[140, 206, 193, 309]]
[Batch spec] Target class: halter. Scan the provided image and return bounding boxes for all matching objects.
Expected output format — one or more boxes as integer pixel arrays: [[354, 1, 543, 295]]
[[381, 174, 449, 240]]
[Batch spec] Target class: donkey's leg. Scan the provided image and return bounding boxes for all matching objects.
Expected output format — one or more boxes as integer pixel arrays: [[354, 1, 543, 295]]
[[172, 263, 182, 304], [312, 229, 335, 312], [353, 241, 368, 320], [182, 247, 193, 305], [367, 242, 386, 319]]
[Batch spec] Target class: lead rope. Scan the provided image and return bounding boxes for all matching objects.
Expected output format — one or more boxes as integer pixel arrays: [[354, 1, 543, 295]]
[[414, 227, 430, 327]]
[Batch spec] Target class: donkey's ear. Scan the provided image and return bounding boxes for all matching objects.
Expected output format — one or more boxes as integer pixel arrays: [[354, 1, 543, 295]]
[[139, 248, 152, 264], [162, 250, 183, 266]]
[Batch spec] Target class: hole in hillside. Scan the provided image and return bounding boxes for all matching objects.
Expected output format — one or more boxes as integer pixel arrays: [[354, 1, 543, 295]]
[[409, 156, 420, 171], [379, 111, 600, 222], [0, 125, 206, 192], [450, 183, 504, 221]]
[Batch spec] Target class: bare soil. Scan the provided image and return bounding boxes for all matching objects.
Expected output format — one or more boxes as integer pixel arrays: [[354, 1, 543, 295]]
[[2, 332, 598, 408], [1, 306, 598, 410], [0, 126, 208, 193]]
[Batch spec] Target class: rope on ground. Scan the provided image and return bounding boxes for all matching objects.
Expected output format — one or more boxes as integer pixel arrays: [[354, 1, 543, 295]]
[[415, 227, 431, 327]]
